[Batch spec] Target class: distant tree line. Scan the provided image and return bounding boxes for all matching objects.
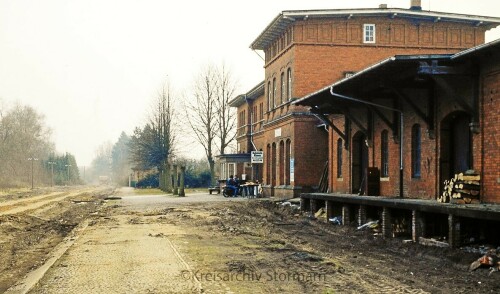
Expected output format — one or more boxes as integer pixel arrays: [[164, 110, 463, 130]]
[[0, 103, 81, 188]]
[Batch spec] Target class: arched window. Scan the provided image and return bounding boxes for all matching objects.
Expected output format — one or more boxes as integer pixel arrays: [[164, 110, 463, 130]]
[[280, 72, 285, 105], [279, 141, 285, 185], [271, 143, 277, 186], [337, 139, 343, 178], [411, 124, 421, 178], [266, 144, 271, 183], [287, 68, 292, 101], [272, 78, 277, 108], [285, 139, 291, 185], [381, 130, 389, 177], [267, 81, 272, 111]]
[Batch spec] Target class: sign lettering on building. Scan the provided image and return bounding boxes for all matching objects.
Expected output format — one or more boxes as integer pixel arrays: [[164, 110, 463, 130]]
[[251, 151, 264, 163], [275, 128, 281, 137]]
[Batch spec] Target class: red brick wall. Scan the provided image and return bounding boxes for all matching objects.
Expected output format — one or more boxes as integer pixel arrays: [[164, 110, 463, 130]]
[[480, 55, 500, 203], [326, 84, 486, 200], [245, 14, 490, 199], [293, 45, 467, 99]]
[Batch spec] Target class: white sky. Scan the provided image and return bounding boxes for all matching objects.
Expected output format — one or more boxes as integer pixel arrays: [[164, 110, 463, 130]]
[[1, 0, 499, 166]]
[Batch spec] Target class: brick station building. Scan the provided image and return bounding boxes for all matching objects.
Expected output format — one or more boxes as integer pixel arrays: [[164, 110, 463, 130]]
[[230, 0, 500, 199], [295, 38, 500, 247]]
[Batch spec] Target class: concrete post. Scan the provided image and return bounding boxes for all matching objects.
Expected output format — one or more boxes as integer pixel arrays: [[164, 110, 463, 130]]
[[310, 199, 318, 215], [382, 207, 392, 238], [412, 210, 424, 242], [300, 198, 307, 212], [342, 205, 351, 225], [173, 164, 178, 195], [179, 166, 185, 197], [325, 200, 334, 221], [358, 205, 367, 225], [448, 214, 461, 248]]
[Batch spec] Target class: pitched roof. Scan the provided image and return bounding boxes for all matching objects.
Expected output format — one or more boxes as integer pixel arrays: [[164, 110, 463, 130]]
[[251, 8, 500, 50]]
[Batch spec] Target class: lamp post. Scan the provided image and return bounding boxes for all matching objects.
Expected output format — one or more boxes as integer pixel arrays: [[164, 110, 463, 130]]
[[48, 161, 56, 187], [65, 164, 72, 185], [28, 157, 38, 189]]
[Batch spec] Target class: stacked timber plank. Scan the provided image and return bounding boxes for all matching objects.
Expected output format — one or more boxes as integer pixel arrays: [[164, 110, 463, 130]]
[[438, 171, 481, 204]]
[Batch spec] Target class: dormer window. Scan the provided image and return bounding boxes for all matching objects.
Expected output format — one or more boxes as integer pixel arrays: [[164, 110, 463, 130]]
[[363, 24, 376, 43]]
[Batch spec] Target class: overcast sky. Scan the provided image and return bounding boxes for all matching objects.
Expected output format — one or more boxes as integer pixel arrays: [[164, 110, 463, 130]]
[[1, 0, 499, 166]]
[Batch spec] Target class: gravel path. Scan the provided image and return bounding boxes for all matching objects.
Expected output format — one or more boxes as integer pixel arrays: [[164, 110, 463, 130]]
[[30, 215, 201, 294], [26, 188, 239, 294]]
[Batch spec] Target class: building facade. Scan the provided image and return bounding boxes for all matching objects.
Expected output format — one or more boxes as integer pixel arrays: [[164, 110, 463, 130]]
[[232, 1, 500, 198], [295, 39, 500, 204]]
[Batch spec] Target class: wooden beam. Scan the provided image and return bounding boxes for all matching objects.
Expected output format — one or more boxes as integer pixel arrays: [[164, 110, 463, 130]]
[[431, 76, 474, 114], [344, 110, 368, 136], [369, 105, 397, 135], [312, 112, 346, 141], [391, 89, 429, 125]]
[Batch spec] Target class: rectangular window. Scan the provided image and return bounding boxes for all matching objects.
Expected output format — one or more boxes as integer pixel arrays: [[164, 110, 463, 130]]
[[259, 103, 263, 120], [363, 24, 376, 43], [228, 163, 235, 179]]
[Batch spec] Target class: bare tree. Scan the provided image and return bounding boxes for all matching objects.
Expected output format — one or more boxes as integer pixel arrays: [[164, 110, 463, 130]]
[[214, 64, 237, 155], [185, 64, 238, 182], [0, 103, 55, 187], [151, 81, 177, 190], [185, 65, 218, 180]]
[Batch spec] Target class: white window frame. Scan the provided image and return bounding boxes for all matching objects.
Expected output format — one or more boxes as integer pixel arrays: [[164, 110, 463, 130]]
[[228, 163, 236, 178], [363, 24, 376, 44]]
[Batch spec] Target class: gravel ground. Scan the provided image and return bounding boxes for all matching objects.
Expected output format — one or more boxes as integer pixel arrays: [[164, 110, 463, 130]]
[[2, 187, 499, 293]]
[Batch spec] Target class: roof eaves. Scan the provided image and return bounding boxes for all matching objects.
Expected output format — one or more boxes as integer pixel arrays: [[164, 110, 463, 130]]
[[228, 95, 245, 107], [229, 81, 265, 108], [451, 38, 500, 60], [251, 8, 500, 51]]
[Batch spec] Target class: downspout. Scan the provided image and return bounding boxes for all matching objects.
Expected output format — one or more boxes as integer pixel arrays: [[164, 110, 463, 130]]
[[245, 95, 258, 151], [329, 89, 405, 198]]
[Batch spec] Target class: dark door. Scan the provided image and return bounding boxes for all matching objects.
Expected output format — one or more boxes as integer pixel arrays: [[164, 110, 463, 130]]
[[440, 112, 471, 193], [352, 132, 369, 194]]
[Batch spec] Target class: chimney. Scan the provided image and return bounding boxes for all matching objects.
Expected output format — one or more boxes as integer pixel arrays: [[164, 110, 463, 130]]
[[410, 0, 422, 10], [379, 4, 388, 9]]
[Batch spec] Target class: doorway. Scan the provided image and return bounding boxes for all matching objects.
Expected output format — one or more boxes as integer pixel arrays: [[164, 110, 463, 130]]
[[352, 132, 369, 194], [440, 112, 471, 193]]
